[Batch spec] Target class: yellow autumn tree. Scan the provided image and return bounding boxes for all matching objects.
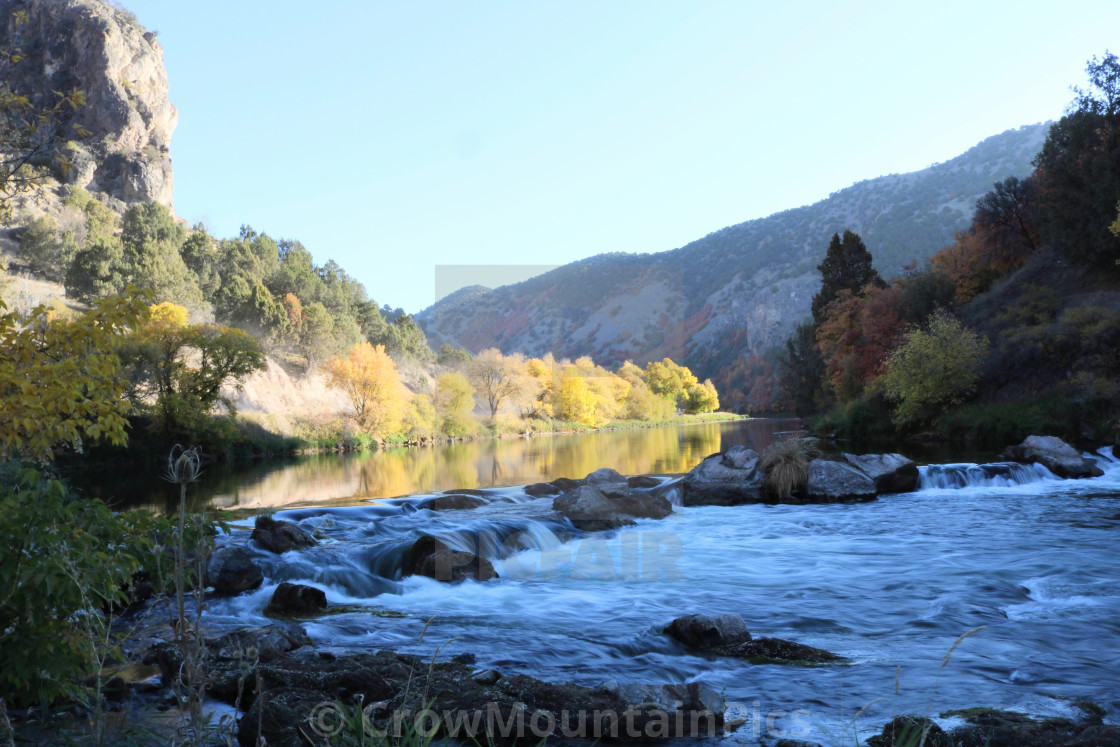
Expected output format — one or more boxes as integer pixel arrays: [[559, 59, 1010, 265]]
[[557, 374, 601, 426], [432, 371, 476, 436], [323, 342, 411, 438]]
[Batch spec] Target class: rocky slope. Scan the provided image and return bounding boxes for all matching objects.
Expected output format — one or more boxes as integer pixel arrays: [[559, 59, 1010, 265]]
[[418, 124, 1048, 407], [0, 0, 176, 216]]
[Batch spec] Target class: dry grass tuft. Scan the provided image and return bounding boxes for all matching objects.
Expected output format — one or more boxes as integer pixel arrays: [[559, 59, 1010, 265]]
[[760, 438, 820, 498]]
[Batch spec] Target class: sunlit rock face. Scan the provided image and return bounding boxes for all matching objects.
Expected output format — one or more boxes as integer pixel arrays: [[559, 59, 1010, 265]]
[[1, 0, 177, 210]]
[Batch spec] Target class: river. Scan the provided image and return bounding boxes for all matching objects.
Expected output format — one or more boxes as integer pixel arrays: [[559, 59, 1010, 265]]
[[108, 420, 1120, 743]]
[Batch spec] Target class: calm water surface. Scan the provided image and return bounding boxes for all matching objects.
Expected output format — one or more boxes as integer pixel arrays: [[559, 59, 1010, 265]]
[[84, 419, 800, 514]]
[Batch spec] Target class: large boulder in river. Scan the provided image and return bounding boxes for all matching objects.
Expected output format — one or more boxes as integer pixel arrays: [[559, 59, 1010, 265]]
[[251, 515, 316, 554], [265, 583, 327, 617], [804, 459, 876, 502], [681, 446, 764, 505], [553, 483, 673, 531], [843, 453, 919, 493], [1002, 435, 1104, 478], [664, 614, 750, 648], [206, 545, 263, 594], [403, 535, 497, 582], [585, 467, 630, 497]]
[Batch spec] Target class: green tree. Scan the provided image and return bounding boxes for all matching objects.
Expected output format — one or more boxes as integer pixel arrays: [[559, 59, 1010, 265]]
[[778, 320, 827, 415], [811, 230, 885, 324], [119, 306, 266, 437], [438, 342, 473, 368], [973, 176, 1040, 267], [883, 310, 989, 428], [65, 235, 127, 302], [180, 224, 222, 300], [1034, 51, 1120, 267], [371, 313, 433, 362], [117, 202, 207, 312], [17, 215, 78, 282]]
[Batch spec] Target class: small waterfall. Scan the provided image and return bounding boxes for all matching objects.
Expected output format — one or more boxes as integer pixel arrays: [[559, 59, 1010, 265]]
[[919, 461, 1056, 490]]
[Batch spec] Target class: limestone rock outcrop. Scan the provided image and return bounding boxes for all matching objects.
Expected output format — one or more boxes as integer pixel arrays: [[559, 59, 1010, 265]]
[[1, 0, 177, 211]]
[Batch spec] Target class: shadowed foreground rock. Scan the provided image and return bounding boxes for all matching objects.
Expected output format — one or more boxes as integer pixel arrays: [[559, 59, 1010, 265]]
[[663, 614, 846, 665], [206, 545, 263, 594], [866, 709, 1120, 747], [235, 647, 727, 746]]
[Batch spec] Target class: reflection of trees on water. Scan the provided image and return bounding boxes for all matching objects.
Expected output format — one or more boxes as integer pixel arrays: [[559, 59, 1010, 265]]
[[97, 420, 799, 513]]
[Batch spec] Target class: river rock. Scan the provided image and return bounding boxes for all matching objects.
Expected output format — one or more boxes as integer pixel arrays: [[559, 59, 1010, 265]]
[[585, 467, 629, 498], [842, 453, 919, 493], [715, 636, 847, 665], [525, 481, 561, 497], [804, 459, 876, 502], [628, 475, 662, 489], [251, 515, 316, 554], [206, 545, 263, 594], [553, 484, 672, 532], [265, 582, 327, 617], [231, 645, 729, 745], [418, 494, 485, 511], [664, 614, 750, 648], [866, 716, 950, 747], [1002, 435, 1104, 478], [681, 447, 764, 505], [404, 535, 497, 582]]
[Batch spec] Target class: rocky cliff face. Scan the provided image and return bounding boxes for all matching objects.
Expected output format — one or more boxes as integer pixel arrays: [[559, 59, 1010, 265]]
[[1, 0, 176, 212], [418, 124, 1049, 409]]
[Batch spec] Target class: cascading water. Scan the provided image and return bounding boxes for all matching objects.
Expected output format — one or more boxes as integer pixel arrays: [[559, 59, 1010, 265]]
[[918, 460, 1057, 489], [202, 455, 1120, 744]]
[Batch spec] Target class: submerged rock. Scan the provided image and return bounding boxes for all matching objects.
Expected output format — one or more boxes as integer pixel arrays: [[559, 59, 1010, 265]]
[[715, 637, 846, 666], [867, 708, 1120, 747], [842, 453, 919, 493], [404, 534, 497, 582], [627, 475, 662, 489], [804, 459, 877, 502], [251, 515, 316, 554], [1002, 435, 1104, 478], [206, 545, 263, 594], [663, 613, 845, 666], [681, 447, 764, 505], [265, 582, 327, 617], [418, 494, 485, 511]]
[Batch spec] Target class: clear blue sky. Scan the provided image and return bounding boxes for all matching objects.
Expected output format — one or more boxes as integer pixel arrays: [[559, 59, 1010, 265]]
[[123, 0, 1120, 314]]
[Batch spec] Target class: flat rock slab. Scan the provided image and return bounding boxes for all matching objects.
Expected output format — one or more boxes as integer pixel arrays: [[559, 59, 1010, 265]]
[[804, 459, 876, 502], [842, 453, 919, 493], [714, 636, 847, 666]]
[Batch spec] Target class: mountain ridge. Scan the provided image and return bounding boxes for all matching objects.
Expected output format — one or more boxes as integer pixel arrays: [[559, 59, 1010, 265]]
[[418, 123, 1049, 408]]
